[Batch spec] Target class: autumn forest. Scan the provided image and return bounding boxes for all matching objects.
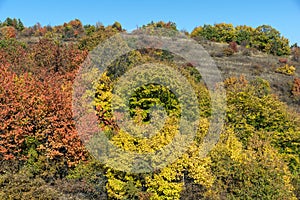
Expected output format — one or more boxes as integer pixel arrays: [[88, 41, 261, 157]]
[[0, 18, 300, 199]]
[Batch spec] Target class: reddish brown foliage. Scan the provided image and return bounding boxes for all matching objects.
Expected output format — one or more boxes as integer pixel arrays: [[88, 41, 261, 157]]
[[292, 47, 300, 62], [224, 75, 248, 90], [0, 26, 17, 38], [0, 41, 28, 74], [228, 41, 238, 52], [291, 78, 300, 97], [0, 38, 88, 166], [29, 38, 88, 75], [0, 63, 44, 160], [279, 58, 288, 64]]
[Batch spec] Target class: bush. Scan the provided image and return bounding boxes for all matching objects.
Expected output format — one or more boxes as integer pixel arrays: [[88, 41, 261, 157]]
[[191, 24, 291, 55], [236, 25, 254, 46], [276, 64, 296, 75], [66, 160, 107, 199], [291, 78, 300, 97], [221, 41, 238, 57], [242, 48, 253, 56], [223, 47, 235, 56], [292, 46, 300, 62], [0, 167, 59, 200], [209, 131, 297, 200], [0, 26, 16, 39], [252, 64, 264, 75], [228, 41, 238, 52]]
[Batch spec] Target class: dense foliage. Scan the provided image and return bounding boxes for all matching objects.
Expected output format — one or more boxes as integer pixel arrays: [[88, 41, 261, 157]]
[[191, 23, 291, 56], [0, 18, 299, 199]]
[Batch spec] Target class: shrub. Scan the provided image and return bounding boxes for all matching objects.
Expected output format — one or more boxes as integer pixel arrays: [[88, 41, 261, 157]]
[[191, 24, 291, 55], [252, 64, 264, 75], [112, 21, 122, 31], [0, 62, 88, 167], [65, 160, 107, 199], [228, 41, 238, 52], [242, 48, 252, 56], [252, 25, 291, 56], [279, 58, 288, 64], [208, 131, 297, 200], [291, 78, 300, 97], [0, 26, 17, 39], [223, 47, 235, 56], [292, 46, 300, 62], [275, 64, 296, 75], [0, 167, 59, 200], [236, 25, 254, 46]]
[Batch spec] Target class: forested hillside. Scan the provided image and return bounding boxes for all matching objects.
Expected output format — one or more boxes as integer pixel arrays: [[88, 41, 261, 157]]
[[0, 18, 300, 199]]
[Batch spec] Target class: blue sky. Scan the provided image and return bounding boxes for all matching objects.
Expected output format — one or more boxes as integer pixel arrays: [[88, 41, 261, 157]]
[[0, 0, 300, 44]]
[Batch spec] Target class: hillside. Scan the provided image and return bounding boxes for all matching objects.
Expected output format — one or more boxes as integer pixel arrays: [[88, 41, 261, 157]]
[[0, 19, 300, 200], [199, 40, 300, 111]]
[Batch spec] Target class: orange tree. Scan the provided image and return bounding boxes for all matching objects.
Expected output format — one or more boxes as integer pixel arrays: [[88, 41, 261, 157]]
[[0, 63, 88, 167]]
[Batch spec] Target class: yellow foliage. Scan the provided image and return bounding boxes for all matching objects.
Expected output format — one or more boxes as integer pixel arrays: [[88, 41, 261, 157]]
[[187, 156, 214, 187], [111, 117, 179, 153], [276, 64, 296, 75], [225, 131, 245, 163], [106, 177, 127, 199], [190, 26, 203, 38], [145, 164, 184, 200], [207, 129, 297, 199]]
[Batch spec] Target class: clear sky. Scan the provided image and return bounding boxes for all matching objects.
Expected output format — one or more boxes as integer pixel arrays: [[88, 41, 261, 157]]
[[0, 0, 300, 44]]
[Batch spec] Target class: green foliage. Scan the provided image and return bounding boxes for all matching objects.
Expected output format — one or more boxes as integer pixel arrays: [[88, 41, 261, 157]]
[[225, 76, 294, 143], [0, 164, 59, 200], [215, 23, 237, 42], [0, 38, 27, 53], [107, 50, 147, 79], [208, 130, 297, 200], [129, 84, 181, 121], [224, 76, 300, 198], [0, 17, 24, 31], [105, 169, 146, 199], [78, 25, 119, 50], [191, 23, 236, 42], [112, 21, 123, 31], [84, 24, 96, 36], [66, 159, 108, 198], [191, 24, 218, 41], [1, 18, 300, 199], [191, 23, 291, 55], [252, 25, 291, 55], [143, 21, 178, 31], [236, 25, 254, 46], [91, 46, 300, 198], [0, 177, 58, 199], [144, 164, 184, 199]]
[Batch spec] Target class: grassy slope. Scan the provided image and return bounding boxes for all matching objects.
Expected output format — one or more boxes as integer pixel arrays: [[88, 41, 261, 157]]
[[199, 40, 300, 112]]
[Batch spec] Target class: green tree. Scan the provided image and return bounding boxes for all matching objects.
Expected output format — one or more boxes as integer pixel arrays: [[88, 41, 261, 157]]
[[252, 25, 290, 55], [112, 21, 122, 31], [17, 19, 24, 31], [236, 25, 254, 46]]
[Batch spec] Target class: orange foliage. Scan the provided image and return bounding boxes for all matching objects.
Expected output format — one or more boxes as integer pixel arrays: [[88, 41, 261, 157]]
[[0, 37, 89, 166], [0, 26, 17, 38], [224, 75, 248, 89], [0, 63, 88, 166], [291, 78, 300, 97], [29, 38, 88, 74]]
